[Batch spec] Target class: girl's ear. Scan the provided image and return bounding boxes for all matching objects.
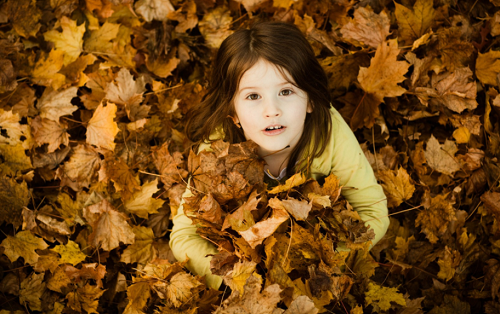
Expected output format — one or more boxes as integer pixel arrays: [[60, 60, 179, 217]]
[[307, 102, 313, 113], [228, 115, 241, 128]]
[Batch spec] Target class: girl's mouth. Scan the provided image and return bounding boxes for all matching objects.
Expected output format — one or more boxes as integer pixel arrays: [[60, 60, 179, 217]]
[[263, 125, 286, 135]]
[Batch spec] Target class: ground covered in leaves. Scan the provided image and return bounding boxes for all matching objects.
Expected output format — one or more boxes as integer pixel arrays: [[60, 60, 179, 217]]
[[1, 0, 500, 313]]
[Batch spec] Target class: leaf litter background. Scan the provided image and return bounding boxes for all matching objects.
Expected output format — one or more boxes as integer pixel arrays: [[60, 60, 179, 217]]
[[1, 0, 500, 313]]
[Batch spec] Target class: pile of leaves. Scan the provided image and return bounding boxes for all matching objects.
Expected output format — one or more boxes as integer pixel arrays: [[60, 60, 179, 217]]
[[1, 0, 500, 313]]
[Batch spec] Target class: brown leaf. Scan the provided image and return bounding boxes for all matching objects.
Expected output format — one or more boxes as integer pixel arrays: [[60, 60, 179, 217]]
[[121, 226, 157, 265], [19, 272, 46, 311], [415, 194, 457, 243], [269, 172, 307, 194], [3, 0, 41, 38], [269, 197, 312, 221], [66, 284, 105, 313], [283, 295, 318, 314], [124, 179, 165, 219], [152, 143, 188, 189], [395, 0, 435, 45], [83, 198, 135, 251], [98, 156, 140, 200], [378, 167, 415, 208], [56, 144, 100, 191], [86, 102, 119, 151], [198, 6, 234, 49], [31, 117, 70, 153], [37, 87, 78, 121], [239, 207, 289, 248], [123, 281, 151, 314], [0, 230, 48, 265], [424, 135, 461, 176], [338, 90, 381, 131], [340, 7, 390, 48]]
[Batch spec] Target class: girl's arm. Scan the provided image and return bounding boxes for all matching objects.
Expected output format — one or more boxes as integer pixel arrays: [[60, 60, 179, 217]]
[[314, 108, 390, 247], [169, 179, 223, 289]]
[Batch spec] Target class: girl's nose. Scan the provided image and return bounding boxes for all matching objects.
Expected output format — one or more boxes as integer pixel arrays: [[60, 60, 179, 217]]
[[263, 98, 281, 117]]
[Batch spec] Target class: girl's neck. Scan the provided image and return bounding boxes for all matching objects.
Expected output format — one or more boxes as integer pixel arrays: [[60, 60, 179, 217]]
[[262, 150, 290, 177]]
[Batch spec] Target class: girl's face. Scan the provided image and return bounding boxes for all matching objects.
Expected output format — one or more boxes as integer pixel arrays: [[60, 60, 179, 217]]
[[233, 59, 312, 157]]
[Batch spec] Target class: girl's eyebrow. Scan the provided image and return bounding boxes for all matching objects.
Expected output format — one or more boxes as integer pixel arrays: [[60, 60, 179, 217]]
[[239, 82, 292, 92]]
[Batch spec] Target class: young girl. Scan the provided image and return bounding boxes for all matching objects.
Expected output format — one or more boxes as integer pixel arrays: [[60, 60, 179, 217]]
[[169, 21, 389, 289]]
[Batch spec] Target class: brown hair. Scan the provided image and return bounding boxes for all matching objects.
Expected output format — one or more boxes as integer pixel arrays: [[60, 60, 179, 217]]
[[186, 21, 332, 175]]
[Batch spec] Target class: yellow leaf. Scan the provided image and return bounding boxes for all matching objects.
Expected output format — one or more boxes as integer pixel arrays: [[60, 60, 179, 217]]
[[0, 177, 29, 228], [412, 31, 433, 50], [198, 7, 234, 49], [0, 143, 32, 176], [269, 172, 307, 194], [476, 50, 500, 86], [225, 260, 262, 296], [98, 156, 141, 200], [378, 167, 415, 208], [123, 281, 151, 314], [365, 282, 406, 311], [3, 0, 41, 38], [57, 144, 100, 191], [437, 246, 461, 282], [146, 55, 180, 78], [307, 193, 331, 208], [0, 109, 31, 148], [121, 226, 157, 265], [44, 16, 86, 65], [52, 240, 87, 266], [66, 284, 105, 314], [415, 194, 456, 244], [84, 21, 120, 53], [124, 179, 165, 218], [395, 0, 435, 44], [47, 265, 72, 293], [135, 0, 175, 22], [83, 198, 135, 251], [37, 87, 78, 121], [269, 197, 312, 221], [165, 272, 202, 307], [340, 7, 390, 48], [31, 50, 66, 90], [239, 207, 289, 248], [86, 102, 119, 151], [453, 126, 471, 144], [358, 39, 410, 103], [424, 135, 460, 176], [0, 230, 48, 265], [19, 273, 46, 311], [273, 0, 295, 9], [31, 117, 70, 153]]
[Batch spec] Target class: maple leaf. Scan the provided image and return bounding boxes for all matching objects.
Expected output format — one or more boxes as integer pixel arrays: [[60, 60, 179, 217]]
[[121, 226, 157, 265], [365, 282, 406, 312], [167, 0, 198, 33], [199, 193, 224, 225], [269, 197, 312, 221], [320, 53, 370, 96], [52, 240, 87, 266], [0, 143, 32, 176], [338, 90, 381, 130], [481, 191, 500, 233], [123, 281, 151, 314], [64, 263, 107, 287], [43, 16, 86, 65], [222, 190, 260, 231], [146, 54, 180, 79], [395, 0, 435, 45], [358, 39, 410, 103], [340, 7, 390, 48], [437, 246, 461, 282], [98, 156, 141, 200], [0, 230, 48, 265], [135, 0, 175, 22], [428, 295, 470, 314], [424, 135, 461, 176], [283, 295, 318, 314], [37, 87, 78, 121], [435, 27, 474, 72], [106, 68, 148, 120], [0, 109, 31, 148], [152, 142, 189, 189], [86, 102, 119, 151], [198, 6, 234, 49], [0, 59, 17, 93], [159, 272, 202, 307], [124, 179, 165, 218], [214, 275, 282, 314], [60, 54, 98, 87], [31, 49, 66, 90], [83, 198, 135, 251], [415, 194, 457, 243], [378, 167, 415, 208], [84, 21, 120, 53], [239, 207, 290, 248], [224, 260, 263, 296], [269, 172, 307, 194], [32, 117, 70, 153], [19, 273, 46, 311], [476, 50, 500, 86], [47, 265, 73, 293], [56, 144, 100, 191], [66, 284, 105, 313], [3, 0, 41, 38]]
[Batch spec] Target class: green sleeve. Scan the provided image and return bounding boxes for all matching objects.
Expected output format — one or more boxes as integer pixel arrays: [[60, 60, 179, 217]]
[[169, 179, 223, 289], [316, 108, 390, 247]]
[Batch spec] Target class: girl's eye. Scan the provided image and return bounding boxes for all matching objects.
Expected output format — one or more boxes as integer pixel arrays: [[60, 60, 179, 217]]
[[246, 94, 261, 100], [279, 89, 293, 96]]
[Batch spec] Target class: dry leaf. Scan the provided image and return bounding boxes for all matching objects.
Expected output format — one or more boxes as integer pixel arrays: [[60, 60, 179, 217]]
[[424, 135, 461, 176], [365, 282, 406, 312], [476, 50, 500, 86], [340, 7, 390, 48], [239, 207, 289, 248], [121, 226, 157, 264], [124, 179, 165, 218], [135, 0, 175, 22], [198, 6, 234, 49], [52, 240, 87, 266], [43, 16, 86, 65], [395, 0, 435, 45], [86, 102, 119, 151], [378, 167, 415, 208], [0, 230, 48, 265]]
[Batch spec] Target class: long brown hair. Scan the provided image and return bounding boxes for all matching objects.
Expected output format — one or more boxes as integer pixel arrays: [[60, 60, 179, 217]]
[[185, 21, 332, 175]]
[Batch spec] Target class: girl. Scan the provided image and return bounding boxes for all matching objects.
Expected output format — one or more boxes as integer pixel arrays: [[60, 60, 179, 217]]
[[169, 21, 389, 289]]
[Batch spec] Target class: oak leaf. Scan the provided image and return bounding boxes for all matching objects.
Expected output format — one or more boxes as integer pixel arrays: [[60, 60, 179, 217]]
[[198, 6, 234, 49], [358, 39, 410, 103], [66, 284, 105, 314], [365, 282, 406, 312], [86, 102, 119, 151], [378, 167, 415, 208], [19, 273, 46, 311], [476, 50, 500, 86], [31, 49, 66, 90], [83, 198, 135, 251], [395, 0, 435, 45], [0, 230, 48, 265], [52, 240, 87, 266], [239, 207, 289, 248], [135, 0, 175, 22], [424, 135, 461, 176], [31, 117, 70, 153], [43, 16, 86, 65], [340, 7, 390, 48], [37, 87, 78, 121], [121, 226, 157, 265]]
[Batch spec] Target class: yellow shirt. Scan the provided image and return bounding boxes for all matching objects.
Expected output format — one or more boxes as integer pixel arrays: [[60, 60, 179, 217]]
[[169, 107, 389, 289]]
